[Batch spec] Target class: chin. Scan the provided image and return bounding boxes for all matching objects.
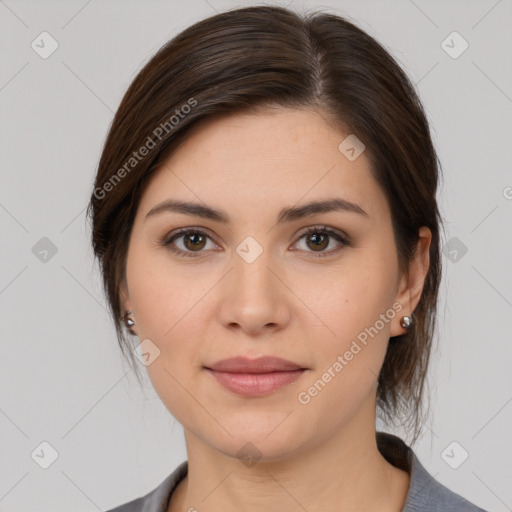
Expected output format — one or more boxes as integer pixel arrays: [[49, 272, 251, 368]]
[[197, 419, 307, 464]]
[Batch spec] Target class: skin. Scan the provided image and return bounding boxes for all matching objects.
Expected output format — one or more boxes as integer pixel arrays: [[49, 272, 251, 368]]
[[121, 108, 431, 512]]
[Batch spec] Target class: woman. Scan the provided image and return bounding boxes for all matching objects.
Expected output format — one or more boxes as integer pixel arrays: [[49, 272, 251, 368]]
[[88, 5, 487, 511]]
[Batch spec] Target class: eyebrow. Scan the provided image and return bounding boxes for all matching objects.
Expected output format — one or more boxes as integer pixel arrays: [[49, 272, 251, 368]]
[[144, 197, 368, 224]]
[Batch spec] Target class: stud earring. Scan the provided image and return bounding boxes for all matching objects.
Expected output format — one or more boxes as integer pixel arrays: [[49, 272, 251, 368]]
[[400, 315, 413, 329], [124, 310, 135, 333]]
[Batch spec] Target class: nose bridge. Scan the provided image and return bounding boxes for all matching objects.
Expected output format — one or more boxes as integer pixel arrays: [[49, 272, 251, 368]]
[[232, 235, 276, 296], [217, 234, 289, 331]]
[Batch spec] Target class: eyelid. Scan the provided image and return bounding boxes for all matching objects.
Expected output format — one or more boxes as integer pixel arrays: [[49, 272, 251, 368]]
[[296, 225, 350, 243]]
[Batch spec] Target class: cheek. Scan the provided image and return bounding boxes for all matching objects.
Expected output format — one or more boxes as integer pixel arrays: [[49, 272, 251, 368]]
[[319, 256, 397, 345], [138, 299, 208, 431], [126, 243, 205, 338], [297, 287, 393, 428], [307, 248, 398, 395], [126, 248, 210, 408]]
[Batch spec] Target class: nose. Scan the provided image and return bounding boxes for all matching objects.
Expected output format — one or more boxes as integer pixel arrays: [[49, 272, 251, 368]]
[[217, 247, 291, 336]]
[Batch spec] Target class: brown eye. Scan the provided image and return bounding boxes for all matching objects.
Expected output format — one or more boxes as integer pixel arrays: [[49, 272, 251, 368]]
[[183, 232, 207, 251], [163, 229, 216, 257], [294, 226, 350, 258], [305, 232, 329, 251]]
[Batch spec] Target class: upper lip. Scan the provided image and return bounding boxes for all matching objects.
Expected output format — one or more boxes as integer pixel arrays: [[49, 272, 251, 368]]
[[205, 356, 305, 373]]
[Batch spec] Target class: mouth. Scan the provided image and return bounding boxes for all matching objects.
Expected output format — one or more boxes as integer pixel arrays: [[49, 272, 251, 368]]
[[204, 356, 308, 397]]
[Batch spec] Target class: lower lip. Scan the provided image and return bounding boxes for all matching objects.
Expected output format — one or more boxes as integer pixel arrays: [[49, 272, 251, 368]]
[[206, 369, 306, 397]]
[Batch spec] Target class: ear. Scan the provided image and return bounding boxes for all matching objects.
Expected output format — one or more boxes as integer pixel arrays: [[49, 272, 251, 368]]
[[389, 226, 432, 337]]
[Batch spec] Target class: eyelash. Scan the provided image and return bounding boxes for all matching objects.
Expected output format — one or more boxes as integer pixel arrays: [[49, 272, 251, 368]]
[[160, 225, 351, 259]]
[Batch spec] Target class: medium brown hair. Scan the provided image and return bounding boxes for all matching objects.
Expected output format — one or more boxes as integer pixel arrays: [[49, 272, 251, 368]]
[[87, 5, 443, 444]]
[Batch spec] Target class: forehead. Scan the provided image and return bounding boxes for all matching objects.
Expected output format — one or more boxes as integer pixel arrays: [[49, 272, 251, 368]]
[[137, 108, 388, 223]]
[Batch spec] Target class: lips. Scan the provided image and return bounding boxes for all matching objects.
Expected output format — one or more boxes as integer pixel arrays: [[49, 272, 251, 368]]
[[204, 356, 307, 397], [205, 356, 305, 373]]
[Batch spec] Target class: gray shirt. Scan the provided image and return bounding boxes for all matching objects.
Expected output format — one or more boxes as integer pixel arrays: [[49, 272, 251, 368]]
[[106, 432, 488, 511]]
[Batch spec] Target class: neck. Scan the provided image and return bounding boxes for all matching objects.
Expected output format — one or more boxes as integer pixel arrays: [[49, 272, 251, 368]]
[[168, 401, 410, 512]]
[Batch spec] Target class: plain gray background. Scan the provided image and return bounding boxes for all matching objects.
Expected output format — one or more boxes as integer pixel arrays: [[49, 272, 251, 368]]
[[1, 0, 511, 510]]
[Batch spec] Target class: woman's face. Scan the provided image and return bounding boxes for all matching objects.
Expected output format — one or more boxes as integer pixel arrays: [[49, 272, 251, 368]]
[[122, 108, 429, 461]]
